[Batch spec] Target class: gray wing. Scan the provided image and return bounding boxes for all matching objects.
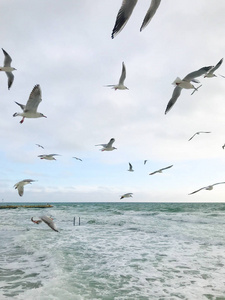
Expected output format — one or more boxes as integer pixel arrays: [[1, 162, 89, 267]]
[[107, 138, 115, 147], [2, 48, 12, 67], [14, 182, 24, 196], [119, 62, 126, 85], [208, 58, 223, 74], [15, 101, 26, 111], [161, 165, 173, 171], [128, 163, 133, 170], [140, 0, 161, 32], [183, 66, 213, 81], [6, 72, 14, 90], [40, 215, 59, 232], [188, 187, 206, 195], [188, 133, 197, 141], [111, 0, 138, 39], [25, 84, 42, 112], [165, 86, 182, 114], [212, 182, 225, 187]]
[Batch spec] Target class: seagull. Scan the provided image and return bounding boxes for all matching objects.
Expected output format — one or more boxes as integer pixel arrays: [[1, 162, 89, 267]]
[[31, 215, 59, 232], [144, 160, 148, 165], [14, 179, 36, 197], [73, 157, 82, 161], [204, 58, 223, 78], [128, 162, 134, 172], [222, 144, 225, 149], [95, 138, 117, 151], [36, 144, 44, 149], [111, 0, 161, 39], [149, 165, 173, 175], [0, 48, 16, 89], [13, 84, 47, 124], [165, 66, 213, 114], [38, 154, 60, 160], [105, 62, 128, 90], [189, 182, 225, 195], [120, 193, 133, 199], [188, 131, 211, 141]]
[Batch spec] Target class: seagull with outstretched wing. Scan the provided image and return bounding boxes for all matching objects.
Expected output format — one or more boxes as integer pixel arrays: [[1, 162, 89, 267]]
[[149, 165, 173, 175]]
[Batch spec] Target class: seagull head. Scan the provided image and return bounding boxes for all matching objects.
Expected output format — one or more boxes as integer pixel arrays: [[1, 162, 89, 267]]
[[40, 113, 47, 118]]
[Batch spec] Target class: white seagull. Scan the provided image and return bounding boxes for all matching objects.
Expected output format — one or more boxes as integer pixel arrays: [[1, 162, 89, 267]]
[[13, 84, 47, 124], [95, 138, 117, 151], [0, 48, 16, 89], [105, 62, 128, 90], [204, 58, 223, 78], [14, 179, 36, 197], [128, 162, 134, 172], [149, 165, 173, 175], [189, 182, 225, 195], [111, 0, 161, 38], [165, 65, 213, 114], [38, 154, 60, 160], [120, 193, 133, 199], [188, 131, 211, 141], [31, 215, 59, 232]]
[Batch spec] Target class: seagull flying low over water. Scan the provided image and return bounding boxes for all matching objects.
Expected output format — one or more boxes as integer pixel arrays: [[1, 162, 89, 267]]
[[13, 84, 47, 124], [111, 0, 161, 38], [38, 154, 60, 160], [0, 48, 16, 89], [14, 179, 36, 197], [188, 131, 211, 141], [189, 182, 225, 195], [31, 215, 59, 232], [204, 58, 223, 78], [165, 66, 213, 114], [120, 193, 133, 199], [105, 62, 128, 90], [128, 162, 134, 172], [95, 138, 117, 151], [149, 165, 173, 175]]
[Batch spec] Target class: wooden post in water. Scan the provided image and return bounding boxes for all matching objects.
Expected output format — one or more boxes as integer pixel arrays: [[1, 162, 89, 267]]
[[79, 217, 80, 226], [73, 217, 75, 226]]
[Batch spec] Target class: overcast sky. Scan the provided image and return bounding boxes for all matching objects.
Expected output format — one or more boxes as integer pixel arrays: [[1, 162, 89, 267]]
[[1, 0, 225, 203]]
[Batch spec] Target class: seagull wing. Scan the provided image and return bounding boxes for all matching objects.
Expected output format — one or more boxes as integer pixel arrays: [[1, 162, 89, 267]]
[[208, 58, 223, 74], [15, 101, 26, 111], [188, 187, 206, 195], [183, 66, 213, 82], [111, 0, 138, 39], [25, 84, 42, 112], [128, 163, 133, 170], [140, 0, 161, 31], [107, 138, 115, 147], [2, 48, 12, 67], [40, 215, 59, 232], [165, 86, 182, 114], [119, 62, 126, 85], [161, 165, 173, 171], [188, 133, 197, 141], [212, 182, 225, 187], [6, 72, 14, 90], [14, 182, 24, 196]]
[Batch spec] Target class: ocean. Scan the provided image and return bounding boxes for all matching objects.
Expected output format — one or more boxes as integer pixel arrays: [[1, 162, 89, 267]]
[[1, 202, 225, 300]]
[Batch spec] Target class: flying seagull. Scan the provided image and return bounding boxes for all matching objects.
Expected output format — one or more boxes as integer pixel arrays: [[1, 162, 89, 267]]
[[165, 66, 213, 114], [120, 193, 133, 199], [0, 48, 16, 89], [222, 144, 225, 149], [95, 138, 117, 151], [38, 154, 60, 160], [36, 144, 44, 149], [13, 84, 47, 123], [189, 182, 225, 195], [144, 160, 148, 165], [105, 62, 128, 90], [204, 58, 223, 78], [149, 165, 173, 175], [111, 0, 161, 39], [188, 131, 211, 141], [31, 215, 59, 232], [73, 157, 82, 161], [128, 162, 134, 172], [14, 179, 36, 197]]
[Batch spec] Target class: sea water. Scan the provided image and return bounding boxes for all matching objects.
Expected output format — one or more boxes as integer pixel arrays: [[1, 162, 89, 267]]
[[1, 202, 225, 300]]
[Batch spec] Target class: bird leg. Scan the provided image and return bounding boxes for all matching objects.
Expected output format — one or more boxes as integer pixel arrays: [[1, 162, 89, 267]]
[[191, 84, 202, 95], [20, 117, 25, 124]]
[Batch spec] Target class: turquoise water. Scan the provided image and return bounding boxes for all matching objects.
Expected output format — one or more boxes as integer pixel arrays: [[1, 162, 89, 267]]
[[1, 202, 225, 299]]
